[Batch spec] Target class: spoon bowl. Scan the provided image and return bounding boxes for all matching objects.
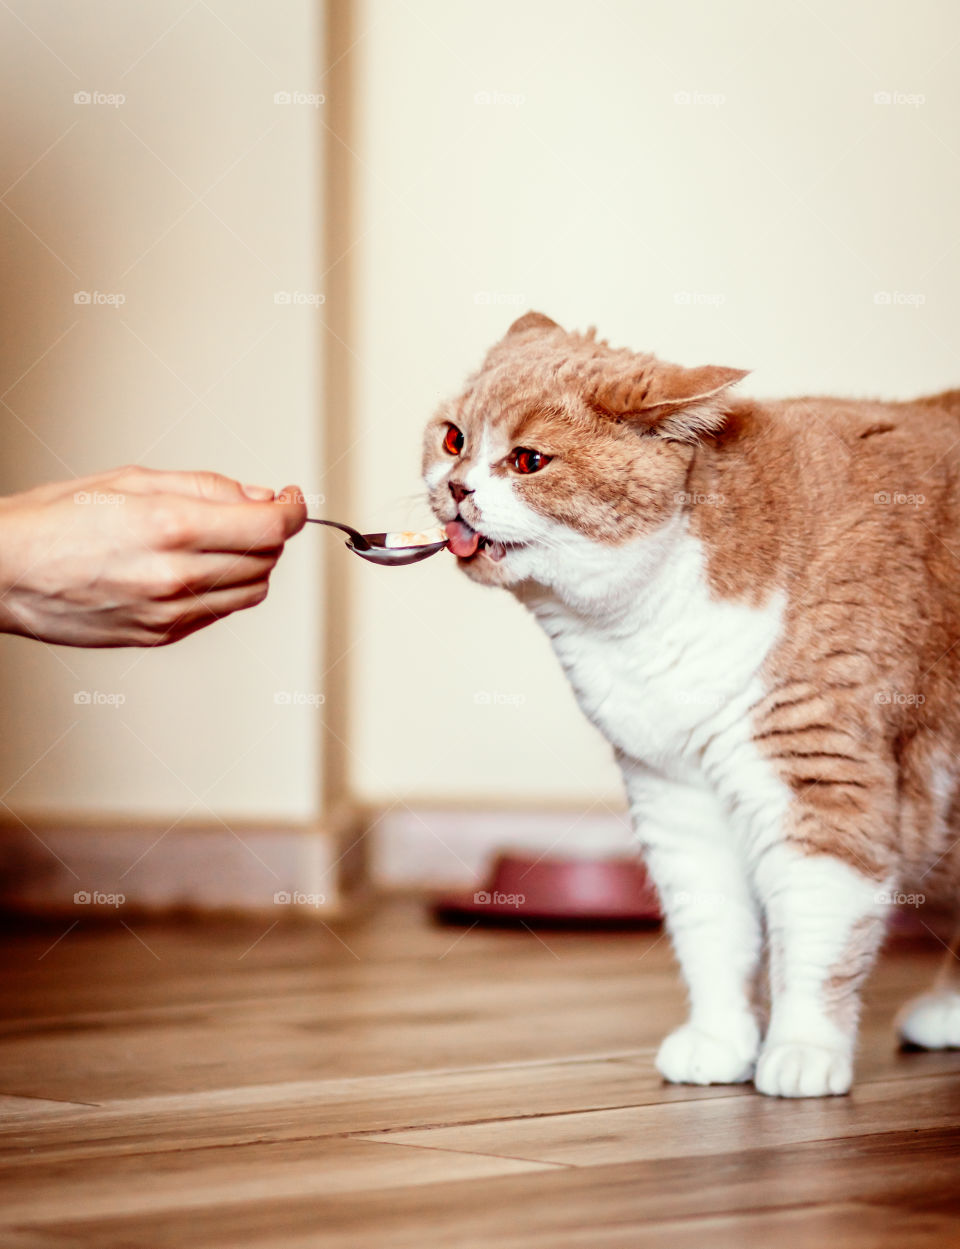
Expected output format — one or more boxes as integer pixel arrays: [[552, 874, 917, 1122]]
[[354, 532, 449, 566], [305, 518, 448, 566]]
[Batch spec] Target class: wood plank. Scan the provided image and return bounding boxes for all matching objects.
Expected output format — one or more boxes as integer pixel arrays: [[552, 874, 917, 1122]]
[[615, 1204, 959, 1249], [0, 901, 956, 1248], [10, 1128, 960, 1249], [0, 1233, 78, 1249], [0, 913, 683, 1101], [3, 1036, 958, 1165], [0, 1136, 557, 1227], [0, 1233, 77, 1248], [0, 914, 944, 1104], [0, 1092, 95, 1116], [360, 1072, 960, 1165], [0, 1055, 744, 1163]]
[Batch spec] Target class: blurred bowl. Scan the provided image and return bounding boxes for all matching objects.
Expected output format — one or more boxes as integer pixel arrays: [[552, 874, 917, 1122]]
[[432, 851, 662, 929]]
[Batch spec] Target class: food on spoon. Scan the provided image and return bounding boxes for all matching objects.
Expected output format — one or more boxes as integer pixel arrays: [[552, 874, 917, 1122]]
[[383, 526, 448, 549]]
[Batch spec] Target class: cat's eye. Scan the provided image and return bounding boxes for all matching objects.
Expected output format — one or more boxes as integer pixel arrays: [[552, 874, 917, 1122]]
[[510, 447, 551, 474], [442, 424, 464, 456]]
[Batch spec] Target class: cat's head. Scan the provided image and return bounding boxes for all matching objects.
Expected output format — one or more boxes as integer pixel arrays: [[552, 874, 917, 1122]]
[[422, 312, 747, 601]]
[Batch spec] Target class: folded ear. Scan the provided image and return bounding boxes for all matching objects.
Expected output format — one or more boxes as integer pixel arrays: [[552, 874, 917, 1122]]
[[588, 358, 749, 442], [506, 310, 560, 336]]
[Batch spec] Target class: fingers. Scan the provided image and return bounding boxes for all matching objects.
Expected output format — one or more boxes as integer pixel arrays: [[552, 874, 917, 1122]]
[[77, 469, 308, 549], [113, 467, 274, 503], [185, 579, 272, 619], [57, 467, 309, 557], [142, 492, 306, 555], [150, 552, 279, 596], [189, 497, 305, 552]]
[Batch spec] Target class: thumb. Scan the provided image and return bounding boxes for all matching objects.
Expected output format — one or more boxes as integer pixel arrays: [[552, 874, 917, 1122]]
[[275, 484, 308, 536]]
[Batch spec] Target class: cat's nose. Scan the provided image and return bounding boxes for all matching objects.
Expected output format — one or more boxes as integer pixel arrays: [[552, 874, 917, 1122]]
[[449, 480, 474, 505]]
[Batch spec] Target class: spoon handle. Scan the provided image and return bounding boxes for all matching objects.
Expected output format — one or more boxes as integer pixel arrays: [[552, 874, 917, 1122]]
[[305, 517, 369, 549]]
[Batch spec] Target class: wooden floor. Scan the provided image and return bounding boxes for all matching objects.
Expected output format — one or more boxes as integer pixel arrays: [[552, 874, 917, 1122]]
[[1, 900, 959, 1247]]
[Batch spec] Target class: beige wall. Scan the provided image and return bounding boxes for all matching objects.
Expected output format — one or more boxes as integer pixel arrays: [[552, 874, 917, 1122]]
[[0, 1, 326, 822], [345, 0, 960, 808], [2, 0, 959, 870]]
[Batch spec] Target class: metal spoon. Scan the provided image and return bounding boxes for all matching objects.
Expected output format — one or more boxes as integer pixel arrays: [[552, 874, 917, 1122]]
[[305, 518, 448, 567]]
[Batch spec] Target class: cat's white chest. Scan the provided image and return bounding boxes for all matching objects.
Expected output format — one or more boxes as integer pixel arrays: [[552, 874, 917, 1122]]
[[529, 534, 784, 780]]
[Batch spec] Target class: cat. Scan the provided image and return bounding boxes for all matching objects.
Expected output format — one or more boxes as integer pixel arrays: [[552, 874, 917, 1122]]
[[422, 310, 960, 1098]]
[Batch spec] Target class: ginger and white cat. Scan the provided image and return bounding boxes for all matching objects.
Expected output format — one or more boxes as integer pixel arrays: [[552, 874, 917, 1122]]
[[423, 311, 960, 1098]]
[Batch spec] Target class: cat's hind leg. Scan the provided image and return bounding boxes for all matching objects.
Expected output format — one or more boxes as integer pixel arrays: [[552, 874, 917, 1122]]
[[896, 926, 960, 1049]]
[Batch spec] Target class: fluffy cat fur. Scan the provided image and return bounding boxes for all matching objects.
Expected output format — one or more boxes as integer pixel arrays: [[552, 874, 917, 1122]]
[[423, 310, 960, 1098]]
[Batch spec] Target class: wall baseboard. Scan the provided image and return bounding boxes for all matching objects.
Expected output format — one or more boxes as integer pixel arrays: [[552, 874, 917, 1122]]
[[0, 804, 637, 913], [370, 804, 635, 889], [0, 806, 366, 919]]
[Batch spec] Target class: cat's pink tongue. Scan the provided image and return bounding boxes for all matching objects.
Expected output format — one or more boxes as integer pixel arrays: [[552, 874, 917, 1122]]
[[445, 519, 480, 558]]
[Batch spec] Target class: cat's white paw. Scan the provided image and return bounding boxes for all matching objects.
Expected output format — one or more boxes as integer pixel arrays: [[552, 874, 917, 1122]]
[[656, 1021, 758, 1086], [754, 1042, 853, 1097], [897, 991, 960, 1049]]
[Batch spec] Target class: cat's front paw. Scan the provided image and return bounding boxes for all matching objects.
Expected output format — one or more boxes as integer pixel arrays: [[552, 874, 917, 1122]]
[[656, 1021, 758, 1086], [754, 1042, 852, 1097], [897, 992, 960, 1049]]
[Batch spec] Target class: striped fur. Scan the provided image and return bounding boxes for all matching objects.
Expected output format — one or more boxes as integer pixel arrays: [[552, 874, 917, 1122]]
[[423, 313, 960, 1096]]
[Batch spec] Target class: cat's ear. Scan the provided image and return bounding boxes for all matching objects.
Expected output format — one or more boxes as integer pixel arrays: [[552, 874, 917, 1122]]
[[589, 359, 749, 443], [506, 311, 560, 337], [641, 363, 750, 441]]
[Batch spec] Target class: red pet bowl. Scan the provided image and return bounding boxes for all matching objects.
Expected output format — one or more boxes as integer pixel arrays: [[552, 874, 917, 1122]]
[[432, 851, 662, 929]]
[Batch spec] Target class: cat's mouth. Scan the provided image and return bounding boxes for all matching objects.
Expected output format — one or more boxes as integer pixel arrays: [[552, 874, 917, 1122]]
[[445, 517, 517, 562]]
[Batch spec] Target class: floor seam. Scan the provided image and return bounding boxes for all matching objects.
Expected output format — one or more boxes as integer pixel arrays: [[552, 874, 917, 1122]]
[[350, 1134, 575, 1169]]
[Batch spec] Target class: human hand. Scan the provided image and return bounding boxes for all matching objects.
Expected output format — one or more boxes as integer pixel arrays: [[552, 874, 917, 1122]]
[[0, 466, 307, 646]]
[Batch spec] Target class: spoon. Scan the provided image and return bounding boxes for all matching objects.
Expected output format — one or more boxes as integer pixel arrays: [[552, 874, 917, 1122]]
[[305, 518, 448, 566]]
